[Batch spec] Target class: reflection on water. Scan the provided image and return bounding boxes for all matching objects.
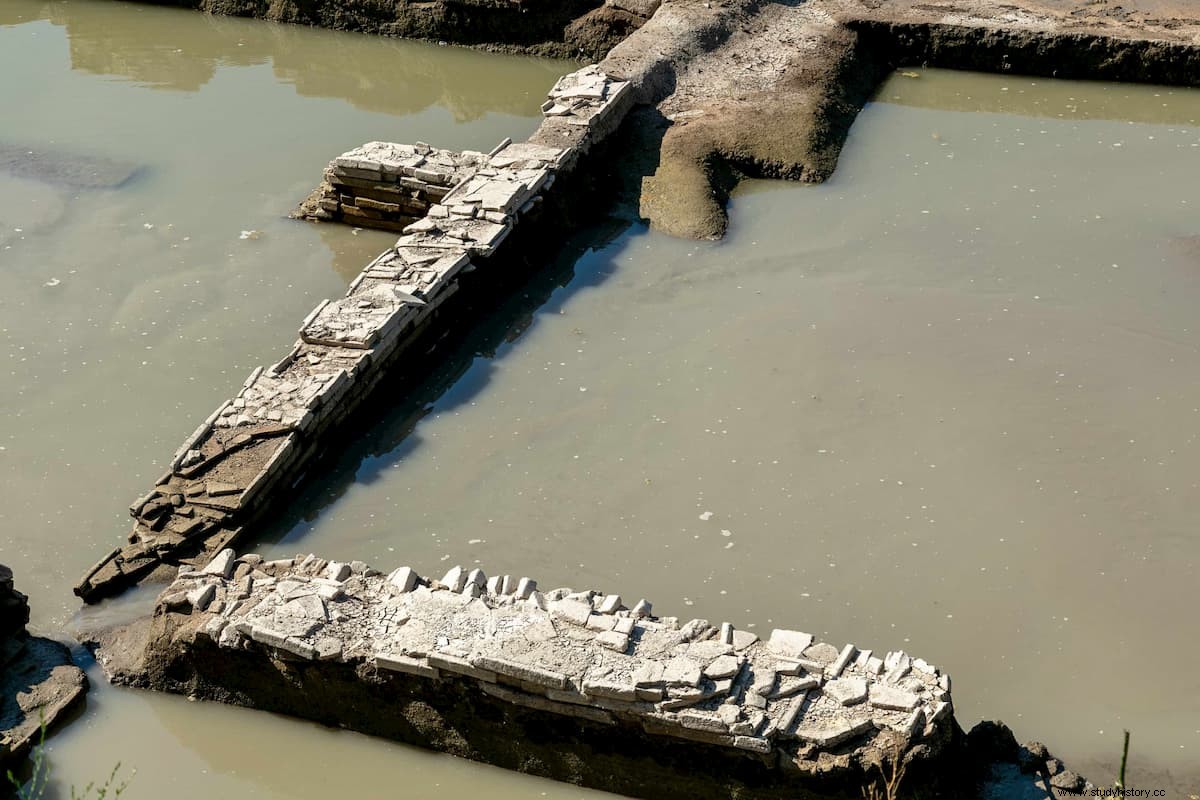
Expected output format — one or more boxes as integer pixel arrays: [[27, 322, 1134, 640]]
[[880, 67, 1200, 125], [1, 0, 566, 119]]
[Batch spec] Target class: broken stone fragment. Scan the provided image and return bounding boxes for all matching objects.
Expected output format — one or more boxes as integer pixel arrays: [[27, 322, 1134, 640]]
[[441, 565, 466, 593], [771, 676, 819, 699], [202, 549, 236, 579], [827, 644, 858, 678], [597, 593, 621, 614], [314, 637, 343, 661], [751, 669, 777, 697], [387, 567, 417, 593], [205, 481, 240, 497], [326, 561, 352, 582], [823, 676, 868, 706], [703, 654, 741, 680], [465, 568, 486, 591], [716, 704, 741, 726], [632, 661, 665, 686], [582, 678, 637, 701], [677, 710, 727, 734], [795, 718, 874, 748], [595, 630, 629, 653], [473, 655, 567, 690], [375, 653, 438, 678], [767, 629, 814, 659], [801, 642, 840, 664], [550, 599, 592, 627], [730, 629, 759, 650], [586, 614, 616, 632], [185, 584, 216, 612], [678, 618, 711, 642], [687, 640, 733, 660], [869, 684, 920, 712], [662, 656, 702, 687], [281, 594, 327, 623]]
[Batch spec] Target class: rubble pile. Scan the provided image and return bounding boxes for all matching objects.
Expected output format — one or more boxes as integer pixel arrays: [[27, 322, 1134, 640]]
[[307, 142, 490, 231]]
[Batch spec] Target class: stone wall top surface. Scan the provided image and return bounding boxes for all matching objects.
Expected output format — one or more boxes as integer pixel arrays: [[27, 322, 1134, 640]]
[[166, 549, 954, 762]]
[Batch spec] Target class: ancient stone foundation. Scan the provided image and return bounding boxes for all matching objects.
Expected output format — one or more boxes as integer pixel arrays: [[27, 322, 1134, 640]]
[[75, 65, 634, 604], [1, 565, 88, 770], [95, 549, 977, 799], [298, 142, 494, 231]]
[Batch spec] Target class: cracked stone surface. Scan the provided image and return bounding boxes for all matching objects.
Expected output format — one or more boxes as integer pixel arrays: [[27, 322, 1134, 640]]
[[133, 550, 955, 766]]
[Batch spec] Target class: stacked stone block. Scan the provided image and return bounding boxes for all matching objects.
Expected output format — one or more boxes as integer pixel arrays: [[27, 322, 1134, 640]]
[[307, 142, 492, 231]]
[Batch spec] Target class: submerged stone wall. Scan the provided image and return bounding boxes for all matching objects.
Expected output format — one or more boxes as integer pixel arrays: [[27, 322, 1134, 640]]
[[75, 65, 634, 604], [95, 549, 970, 799]]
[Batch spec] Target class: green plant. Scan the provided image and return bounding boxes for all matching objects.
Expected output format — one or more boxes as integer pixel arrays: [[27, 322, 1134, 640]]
[[1114, 729, 1130, 794], [6, 721, 131, 800], [69, 762, 130, 800]]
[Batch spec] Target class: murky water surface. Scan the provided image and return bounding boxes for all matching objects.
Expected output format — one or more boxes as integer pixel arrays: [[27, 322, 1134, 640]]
[[3, 3, 1199, 793]]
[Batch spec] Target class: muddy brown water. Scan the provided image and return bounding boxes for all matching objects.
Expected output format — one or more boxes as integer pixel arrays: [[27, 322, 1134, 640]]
[[2, 0, 1199, 793]]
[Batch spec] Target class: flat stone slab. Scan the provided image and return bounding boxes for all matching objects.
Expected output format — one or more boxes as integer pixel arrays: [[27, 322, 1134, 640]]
[[356, 244, 472, 301], [300, 283, 424, 350], [332, 141, 487, 186]]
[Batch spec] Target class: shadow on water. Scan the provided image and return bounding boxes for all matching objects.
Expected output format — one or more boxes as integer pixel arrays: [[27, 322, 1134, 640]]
[[245, 104, 671, 552], [257, 213, 639, 550]]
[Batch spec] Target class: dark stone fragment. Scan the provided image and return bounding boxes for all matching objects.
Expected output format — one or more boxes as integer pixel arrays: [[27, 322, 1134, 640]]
[[966, 720, 1019, 764]]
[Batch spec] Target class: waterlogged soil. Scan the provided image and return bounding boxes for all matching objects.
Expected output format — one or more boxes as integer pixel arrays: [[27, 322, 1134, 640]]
[[264, 71, 1200, 793]]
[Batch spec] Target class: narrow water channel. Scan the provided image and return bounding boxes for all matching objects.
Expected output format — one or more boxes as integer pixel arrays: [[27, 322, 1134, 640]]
[[3, 1, 1199, 794]]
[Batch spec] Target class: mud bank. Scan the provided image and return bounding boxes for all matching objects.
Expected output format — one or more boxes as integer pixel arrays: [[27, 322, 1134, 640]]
[[88, 550, 1087, 799], [598, 0, 1200, 238], [112, 0, 658, 60], [0, 565, 87, 771]]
